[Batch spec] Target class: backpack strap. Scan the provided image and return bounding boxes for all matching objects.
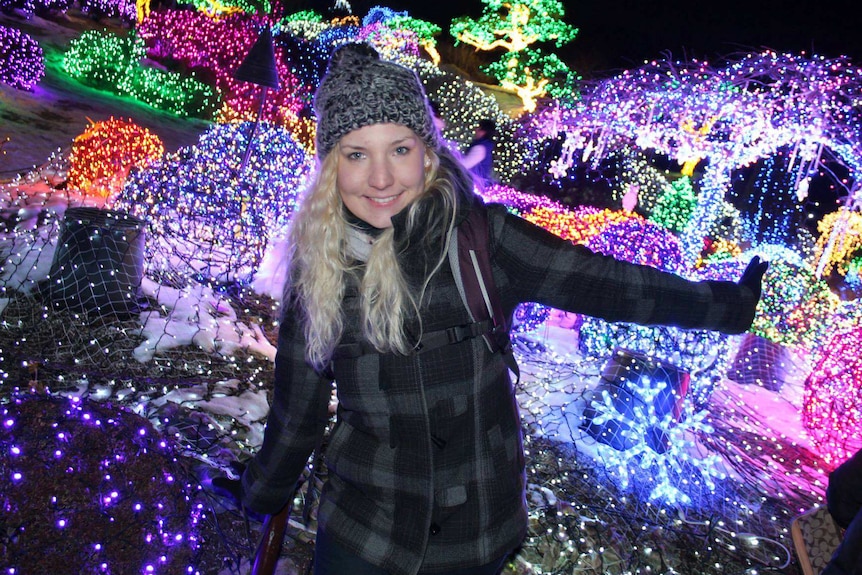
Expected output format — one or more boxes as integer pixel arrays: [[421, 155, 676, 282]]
[[333, 205, 519, 382], [449, 206, 520, 382]]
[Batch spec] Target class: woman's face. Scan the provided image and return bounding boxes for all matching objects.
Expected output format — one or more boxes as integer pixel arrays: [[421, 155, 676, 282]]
[[336, 123, 428, 229]]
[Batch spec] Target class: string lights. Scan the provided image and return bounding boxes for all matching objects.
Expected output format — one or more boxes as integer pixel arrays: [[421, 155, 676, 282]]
[[63, 30, 217, 119], [0, 25, 45, 91], [112, 121, 313, 285], [0, 396, 205, 573], [67, 118, 166, 199]]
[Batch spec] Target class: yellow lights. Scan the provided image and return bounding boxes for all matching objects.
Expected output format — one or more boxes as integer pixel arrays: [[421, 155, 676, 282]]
[[813, 208, 862, 277], [67, 118, 165, 199]]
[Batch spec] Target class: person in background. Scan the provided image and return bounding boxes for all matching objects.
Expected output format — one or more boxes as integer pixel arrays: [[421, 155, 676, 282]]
[[822, 448, 862, 575], [461, 118, 496, 185], [240, 42, 768, 575]]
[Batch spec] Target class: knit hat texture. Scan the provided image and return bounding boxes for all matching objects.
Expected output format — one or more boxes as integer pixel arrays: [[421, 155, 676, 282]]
[[313, 43, 439, 158]]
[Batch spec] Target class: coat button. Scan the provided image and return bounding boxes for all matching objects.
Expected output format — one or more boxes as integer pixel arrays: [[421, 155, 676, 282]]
[[429, 523, 441, 535]]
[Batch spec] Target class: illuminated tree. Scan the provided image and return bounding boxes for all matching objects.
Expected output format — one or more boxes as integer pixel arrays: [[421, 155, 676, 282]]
[[813, 208, 862, 278], [450, 0, 578, 112], [387, 15, 442, 65], [650, 176, 698, 233]]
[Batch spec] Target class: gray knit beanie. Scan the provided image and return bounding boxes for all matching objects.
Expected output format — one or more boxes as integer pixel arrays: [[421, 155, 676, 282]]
[[313, 43, 439, 158]]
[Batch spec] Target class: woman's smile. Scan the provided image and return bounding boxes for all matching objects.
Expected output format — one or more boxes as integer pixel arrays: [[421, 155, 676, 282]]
[[337, 123, 428, 229]]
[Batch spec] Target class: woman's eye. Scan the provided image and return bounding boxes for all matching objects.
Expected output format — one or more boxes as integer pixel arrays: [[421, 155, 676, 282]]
[[395, 146, 410, 155], [348, 152, 363, 160]]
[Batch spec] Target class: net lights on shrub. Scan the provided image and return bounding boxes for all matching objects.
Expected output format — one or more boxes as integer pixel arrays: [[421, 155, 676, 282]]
[[0, 25, 46, 91], [63, 30, 216, 119], [113, 121, 312, 286], [0, 396, 205, 573], [67, 118, 166, 198], [138, 11, 307, 127], [803, 328, 862, 466]]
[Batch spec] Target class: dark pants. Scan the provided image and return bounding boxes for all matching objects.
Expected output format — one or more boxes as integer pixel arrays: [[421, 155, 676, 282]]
[[823, 448, 862, 575], [313, 529, 508, 575]]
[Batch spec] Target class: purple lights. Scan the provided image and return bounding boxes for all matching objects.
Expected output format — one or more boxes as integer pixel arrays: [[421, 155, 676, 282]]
[[0, 25, 45, 91], [0, 397, 204, 572]]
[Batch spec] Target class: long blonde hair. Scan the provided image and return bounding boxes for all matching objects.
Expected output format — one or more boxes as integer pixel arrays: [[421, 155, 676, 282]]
[[286, 144, 469, 370]]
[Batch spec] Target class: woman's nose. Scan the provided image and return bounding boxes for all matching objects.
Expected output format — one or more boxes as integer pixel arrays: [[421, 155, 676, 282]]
[[368, 159, 394, 190]]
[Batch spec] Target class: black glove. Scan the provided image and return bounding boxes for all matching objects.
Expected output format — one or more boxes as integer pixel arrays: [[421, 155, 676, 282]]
[[211, 461, 268, 522], [738, 256, 769, 301], [211, 461, 246, 507]]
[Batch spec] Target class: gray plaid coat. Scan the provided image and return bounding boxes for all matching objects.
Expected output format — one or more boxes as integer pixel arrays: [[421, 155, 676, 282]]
[[242, 200, 758, 575]]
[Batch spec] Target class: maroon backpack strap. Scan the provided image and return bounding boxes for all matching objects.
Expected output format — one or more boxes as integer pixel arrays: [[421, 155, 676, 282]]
[[450, 206, 520, 381]]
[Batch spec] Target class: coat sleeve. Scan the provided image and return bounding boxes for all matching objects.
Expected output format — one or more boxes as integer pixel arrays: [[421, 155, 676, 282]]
[[488, 204, 759, 335], [241, 297, 333, 515]]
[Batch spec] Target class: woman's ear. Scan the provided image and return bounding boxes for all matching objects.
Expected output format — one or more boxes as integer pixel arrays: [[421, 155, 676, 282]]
[[424, 156, 432, 168]]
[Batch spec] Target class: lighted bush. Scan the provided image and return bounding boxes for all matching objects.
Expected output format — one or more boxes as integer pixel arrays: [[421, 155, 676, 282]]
[[138, 11, 307, 125], [67, 117, 166, 198], [113, 121, 314, 285], [0, 25, 45, 91], [803, 328, 862, 467], [63, 30, 217, 119], [78, 0, 136, 23], [0, 396, 205, 573], [117, 63, 217, 118], [64, 30, 146, 89], [585, 215, 685, 273], [0, 0, 71, 16]]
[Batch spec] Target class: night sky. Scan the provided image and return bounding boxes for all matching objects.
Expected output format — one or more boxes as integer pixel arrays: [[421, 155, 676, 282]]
[[337, 0, 860, 75]]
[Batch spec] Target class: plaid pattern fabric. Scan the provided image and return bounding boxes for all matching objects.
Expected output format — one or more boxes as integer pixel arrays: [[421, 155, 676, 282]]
[[242, 202, 759, 575]]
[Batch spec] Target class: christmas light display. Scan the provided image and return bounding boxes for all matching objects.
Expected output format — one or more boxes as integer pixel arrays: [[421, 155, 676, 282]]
[[584, 215, 685, 273], [185, 0, 270, 19], [78, 0, 136, 24], [67, 118, 166, 198], [0, 0, 71, 17], [112, 121, 313, 286], [803, 328, 862, 466], [0, 25, 46, 91], [63, 29, 144, 89], [812, 207, 862, 277], [356, 21, 421, 61], [63, 30, 217, 119], [0, 396, 205, 573], [533, 51, 862, 267], [649, 175, 698, 233], [482, 47, 575, 113], [387, 15, 442, 65], [417, 69, 535, 184], [582, 348, 726, 506], [138, 11, 307, 126], [450, 0, 578, 112], [5, 5, 862, 572]]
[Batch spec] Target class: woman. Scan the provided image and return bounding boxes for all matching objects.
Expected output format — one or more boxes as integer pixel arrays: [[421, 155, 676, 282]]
[[241, 43, 767, 575]]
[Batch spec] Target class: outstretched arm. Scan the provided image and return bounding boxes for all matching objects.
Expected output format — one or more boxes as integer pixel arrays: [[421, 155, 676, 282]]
[[488, 205, 764, 335]]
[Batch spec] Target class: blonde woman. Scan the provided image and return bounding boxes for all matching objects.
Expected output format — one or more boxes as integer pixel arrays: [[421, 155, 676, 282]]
[[241, 43, 768, 575]]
